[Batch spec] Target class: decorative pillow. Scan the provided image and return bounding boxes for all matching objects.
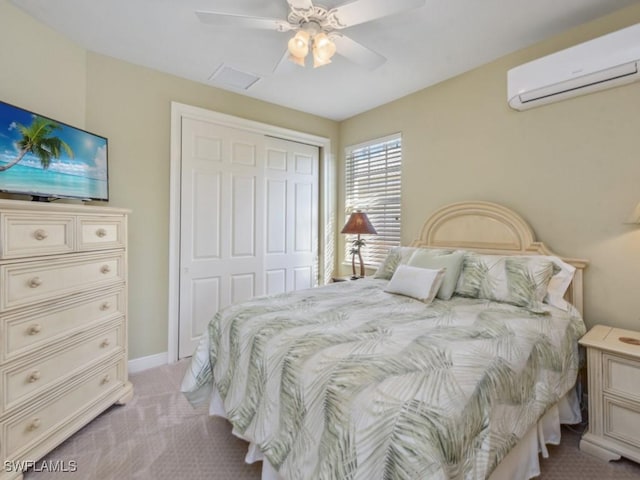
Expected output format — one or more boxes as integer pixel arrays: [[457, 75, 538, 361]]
[[374, 246, 455, 280], [373, 246, 417, 279], [408, 249, 465, 300], [384, 265, 446, 304], [455, 253, 555, 311]]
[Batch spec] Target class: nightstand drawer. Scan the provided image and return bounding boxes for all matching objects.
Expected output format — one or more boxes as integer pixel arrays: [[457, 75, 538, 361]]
[[5, 360, 124, 459], [0, 213, 74, 259], [604, 353, 640, 401], [604, 396, 640, 449], [2, 288, 126, 363], [0, 252, 124, 312], [78, 216, 125, 251], [2, 322, 124, 414]]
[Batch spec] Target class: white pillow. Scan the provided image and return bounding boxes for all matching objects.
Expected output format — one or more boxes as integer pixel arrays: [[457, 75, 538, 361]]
[[408, 249, 464, 300], [374, 246, 455, 280], [384, 265, 446, 304], [541, 256, 576, 311]]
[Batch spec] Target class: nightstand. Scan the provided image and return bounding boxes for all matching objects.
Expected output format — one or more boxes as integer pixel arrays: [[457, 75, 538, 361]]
[[579, 325, 640, 464], [331, 276, 362, 282]]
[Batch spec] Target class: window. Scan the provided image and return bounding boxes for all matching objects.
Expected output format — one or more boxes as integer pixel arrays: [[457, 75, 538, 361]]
[[344, 134, 402, 267]]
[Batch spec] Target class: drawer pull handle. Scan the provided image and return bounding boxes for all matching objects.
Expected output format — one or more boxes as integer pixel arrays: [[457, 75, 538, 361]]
[[100, 265, 111, 274], [33, 229, 48, 241], [27, 371, 41, 383], [96, 228, 107, 238], [28, 277, 42, 288], [27, 418, 41, 431], [100, 302, 112, 311], [100, 339, 111, 348], [101, 374, 111, 385], [27, 324, 42, 335]]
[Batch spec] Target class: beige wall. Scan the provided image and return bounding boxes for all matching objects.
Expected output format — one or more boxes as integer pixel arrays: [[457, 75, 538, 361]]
[[2, 0, 640, 357], [0, 0, 339, 360], [0, 1, 86, 126], [84, 55, 339, 359], [340, 4, 640, 331]]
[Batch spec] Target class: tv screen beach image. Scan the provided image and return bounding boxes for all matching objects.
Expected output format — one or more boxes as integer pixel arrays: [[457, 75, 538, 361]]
[[0, 101, 108, 200]]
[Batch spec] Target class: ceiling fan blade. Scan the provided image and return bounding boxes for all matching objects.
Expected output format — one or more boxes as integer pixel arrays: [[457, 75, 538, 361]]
[[272, 48, 302, 73], [330, 0, 425, 28], [195, 11, 294, 32], [287, 0, 314, 10], [332, 34, 386, 70]]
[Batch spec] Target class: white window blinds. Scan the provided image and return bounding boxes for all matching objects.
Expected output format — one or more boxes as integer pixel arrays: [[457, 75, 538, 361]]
[[344, 134, 402, 266]]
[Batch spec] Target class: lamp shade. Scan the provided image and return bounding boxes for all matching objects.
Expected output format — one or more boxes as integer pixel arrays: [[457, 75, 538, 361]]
[[341, 211, 377, 235]]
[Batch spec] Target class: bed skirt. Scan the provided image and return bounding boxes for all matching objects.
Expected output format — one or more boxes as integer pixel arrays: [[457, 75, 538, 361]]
[[207, 385, 581, 480]]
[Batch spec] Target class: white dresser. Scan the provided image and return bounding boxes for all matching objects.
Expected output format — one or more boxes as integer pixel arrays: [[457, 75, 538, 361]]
[[0, 199, 133, 479], [579, 324, 640, 464]]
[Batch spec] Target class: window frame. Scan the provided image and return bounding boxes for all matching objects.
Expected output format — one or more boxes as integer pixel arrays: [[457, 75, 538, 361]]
[[343, 133, 402, 268]]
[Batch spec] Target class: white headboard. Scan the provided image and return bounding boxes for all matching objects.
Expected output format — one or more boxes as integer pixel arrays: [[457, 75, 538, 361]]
[[410, 201, 589, 315]]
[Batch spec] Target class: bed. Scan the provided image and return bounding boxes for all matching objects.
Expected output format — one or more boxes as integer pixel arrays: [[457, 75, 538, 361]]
[[181, 201, 588, 480]]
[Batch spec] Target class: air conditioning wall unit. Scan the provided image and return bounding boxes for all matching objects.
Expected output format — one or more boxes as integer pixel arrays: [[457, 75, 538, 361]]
[[507, 23, 640, 111]]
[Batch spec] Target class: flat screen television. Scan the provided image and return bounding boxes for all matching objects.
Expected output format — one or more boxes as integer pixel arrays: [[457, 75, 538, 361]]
[[0, 100, 108, 201]]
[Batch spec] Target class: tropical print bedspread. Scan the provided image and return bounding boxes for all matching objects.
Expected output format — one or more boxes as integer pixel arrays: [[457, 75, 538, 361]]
[[182, 278, 586, 480]]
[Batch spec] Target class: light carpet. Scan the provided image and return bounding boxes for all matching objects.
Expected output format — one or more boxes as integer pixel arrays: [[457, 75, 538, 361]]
[[24, 360, 640, 479]]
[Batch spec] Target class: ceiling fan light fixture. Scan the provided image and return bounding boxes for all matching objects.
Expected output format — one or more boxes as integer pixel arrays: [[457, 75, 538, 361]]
[[288, 30, 310, 58], [313, 32, 336, 62], [312, 52, 331, 68], [288, 29, 336, 68], [289, 53, 306, 66]]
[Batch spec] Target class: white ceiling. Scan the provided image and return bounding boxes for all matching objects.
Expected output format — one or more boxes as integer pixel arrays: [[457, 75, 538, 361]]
[[10, 0, 639, 121]]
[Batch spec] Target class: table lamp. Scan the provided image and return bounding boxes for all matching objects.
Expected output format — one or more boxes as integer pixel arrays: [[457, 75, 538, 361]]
[[341, 211, 377, 279]]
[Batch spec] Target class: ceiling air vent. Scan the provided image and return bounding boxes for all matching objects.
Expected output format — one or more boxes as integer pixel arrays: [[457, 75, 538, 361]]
[[209, 65, 261, 90]]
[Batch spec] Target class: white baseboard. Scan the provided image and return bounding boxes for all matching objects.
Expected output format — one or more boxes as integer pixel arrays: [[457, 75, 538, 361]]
[[128, 352, 169, 374]]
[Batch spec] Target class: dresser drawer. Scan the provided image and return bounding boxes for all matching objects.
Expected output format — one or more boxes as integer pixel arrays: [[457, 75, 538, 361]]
[[1, 288, 126, 363], [604, 353, 640, 402], [0, 213, 74, 259], [78, 216, 125, 251], [2, 322, 123, 414], [5, 360, 124, 459], [0, 252, 124, 312]]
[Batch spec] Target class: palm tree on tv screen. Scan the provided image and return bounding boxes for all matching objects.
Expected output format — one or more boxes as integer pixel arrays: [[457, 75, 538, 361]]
[[0, 116, 73, 172]]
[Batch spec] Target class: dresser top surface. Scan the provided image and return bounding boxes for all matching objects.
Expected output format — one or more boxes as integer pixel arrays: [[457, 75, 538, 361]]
[[0, 199, 130, 215]]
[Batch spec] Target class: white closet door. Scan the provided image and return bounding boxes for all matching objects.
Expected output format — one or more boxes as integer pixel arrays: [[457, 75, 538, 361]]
[[264, 137, 319, 295], [178, 117, 318, 358]]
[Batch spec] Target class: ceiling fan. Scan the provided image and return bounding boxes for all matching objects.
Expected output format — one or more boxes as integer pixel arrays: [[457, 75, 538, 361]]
[[196, 0, 425, 70]]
